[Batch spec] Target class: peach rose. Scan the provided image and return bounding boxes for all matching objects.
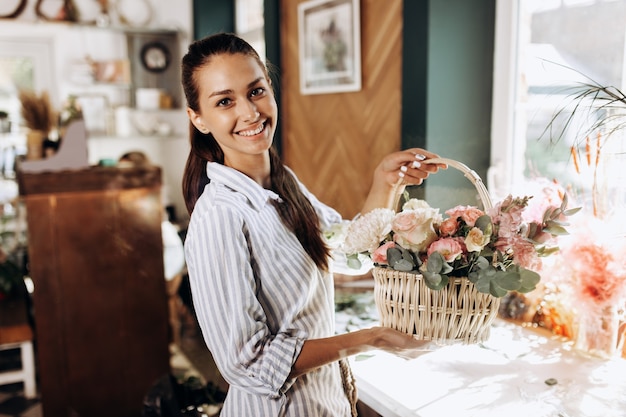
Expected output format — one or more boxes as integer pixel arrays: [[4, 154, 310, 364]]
[[464, 227, 489, 252], [392, 205, 441, 253]]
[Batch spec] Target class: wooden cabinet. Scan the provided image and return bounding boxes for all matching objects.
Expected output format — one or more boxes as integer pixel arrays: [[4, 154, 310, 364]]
[[18, 166, 170, 417]]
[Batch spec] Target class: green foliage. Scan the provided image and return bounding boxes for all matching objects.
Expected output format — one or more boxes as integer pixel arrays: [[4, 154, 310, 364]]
[[387, 245, 419, 272], [0, 258, 23, 299]]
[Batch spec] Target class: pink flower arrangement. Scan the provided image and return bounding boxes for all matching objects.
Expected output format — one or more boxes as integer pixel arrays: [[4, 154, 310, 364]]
[[557, 218, 626, 308], [341, 194, 578, 297]]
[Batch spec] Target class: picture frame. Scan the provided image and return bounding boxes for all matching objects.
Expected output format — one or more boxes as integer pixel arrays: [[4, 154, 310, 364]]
[[298, 0, 361, 95]]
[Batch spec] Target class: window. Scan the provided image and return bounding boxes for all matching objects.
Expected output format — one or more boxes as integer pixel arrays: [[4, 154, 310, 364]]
[[235, 0, 266, 61], [0, 38, 55, 130], [0, 37, 54, 177], [492, 0, 626, 230]]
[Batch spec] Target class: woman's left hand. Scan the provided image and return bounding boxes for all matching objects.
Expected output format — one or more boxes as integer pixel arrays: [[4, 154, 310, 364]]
[[361, 148, 446, 213], [375, 148, 444, 187]]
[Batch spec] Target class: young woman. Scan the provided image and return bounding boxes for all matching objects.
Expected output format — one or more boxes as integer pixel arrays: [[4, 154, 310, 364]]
[[181, 32, 442, 417]]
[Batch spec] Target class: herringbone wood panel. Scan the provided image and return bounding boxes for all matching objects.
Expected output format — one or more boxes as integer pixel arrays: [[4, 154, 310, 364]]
[[280, 0, 403, 218]]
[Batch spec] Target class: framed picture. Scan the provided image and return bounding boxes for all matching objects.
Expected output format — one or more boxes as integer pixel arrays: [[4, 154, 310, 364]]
[[298, 0, 361, 95]]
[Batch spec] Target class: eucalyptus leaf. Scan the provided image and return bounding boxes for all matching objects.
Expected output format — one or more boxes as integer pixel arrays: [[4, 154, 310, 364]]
[[475, 274, 491, 294], [346, 254, 362, 270], [346, 258, 363, 269], [519, 268, 541, 288], [563, 206, 581, 216], [544, 221, 570, 235], [393, 259, 415, 272], [474, 256, 490, 270], [422, 271, 449, 290], [426, 251, 445, 273], [494, 271, 522, 291], [440, 262, 454, 275], [387, 247, 403, 268], [489, 280, 509, 298], [401, 247, 418, 267], [474, 215, 492, 233]]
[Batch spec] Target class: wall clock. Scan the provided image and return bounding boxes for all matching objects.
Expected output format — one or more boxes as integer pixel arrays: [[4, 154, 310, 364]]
[[140, 41, 171, 73]]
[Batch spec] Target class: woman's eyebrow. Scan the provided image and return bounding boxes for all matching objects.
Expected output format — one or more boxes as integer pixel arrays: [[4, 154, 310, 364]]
[[209, 77, 265, 98]]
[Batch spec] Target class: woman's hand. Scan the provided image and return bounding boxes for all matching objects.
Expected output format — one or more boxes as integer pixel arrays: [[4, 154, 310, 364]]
[[362, 148, 446, 213], [368, 326, 437, 360], [374, 148, 443, 188]]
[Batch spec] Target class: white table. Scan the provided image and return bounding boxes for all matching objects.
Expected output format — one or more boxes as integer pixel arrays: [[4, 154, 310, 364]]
[[350, 320, 626, 417]]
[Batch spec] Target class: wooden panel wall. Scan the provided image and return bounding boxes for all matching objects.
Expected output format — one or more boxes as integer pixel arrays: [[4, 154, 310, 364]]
[[279, 0, 403, 218]]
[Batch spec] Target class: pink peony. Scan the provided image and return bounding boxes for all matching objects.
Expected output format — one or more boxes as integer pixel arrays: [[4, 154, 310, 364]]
[[427, 237, 464, 262]]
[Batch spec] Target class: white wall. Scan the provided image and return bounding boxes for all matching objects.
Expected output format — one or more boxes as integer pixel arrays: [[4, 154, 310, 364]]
[[0, 0, 194, 221]]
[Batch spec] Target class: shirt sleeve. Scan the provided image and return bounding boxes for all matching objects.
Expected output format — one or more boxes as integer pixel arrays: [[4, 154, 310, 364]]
[[185, 204, 305, 399]]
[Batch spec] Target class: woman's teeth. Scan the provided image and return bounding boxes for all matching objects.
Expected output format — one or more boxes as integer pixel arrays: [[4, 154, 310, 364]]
[[239, 123, 264, 136]]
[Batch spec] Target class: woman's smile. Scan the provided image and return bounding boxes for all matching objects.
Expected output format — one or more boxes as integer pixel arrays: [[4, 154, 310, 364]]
[[237, 121, 266, 137]]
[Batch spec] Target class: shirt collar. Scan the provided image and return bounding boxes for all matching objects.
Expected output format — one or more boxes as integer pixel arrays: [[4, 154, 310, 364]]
[[206, 162, 282, 210]]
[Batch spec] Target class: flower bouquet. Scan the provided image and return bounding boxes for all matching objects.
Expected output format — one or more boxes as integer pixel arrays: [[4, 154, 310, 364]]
[[340, 158, 577, 343]]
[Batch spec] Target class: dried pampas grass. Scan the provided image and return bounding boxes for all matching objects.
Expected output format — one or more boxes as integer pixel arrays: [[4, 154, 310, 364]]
[[19, 90, 55, 134]]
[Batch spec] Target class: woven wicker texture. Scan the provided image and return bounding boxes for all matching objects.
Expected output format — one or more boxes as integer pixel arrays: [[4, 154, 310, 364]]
[[374, 157, 500, 344]]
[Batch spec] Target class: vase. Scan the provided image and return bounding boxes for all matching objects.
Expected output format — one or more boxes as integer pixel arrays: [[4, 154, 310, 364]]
[[574, 303, 620, 359], [26, 129, 45, 160]]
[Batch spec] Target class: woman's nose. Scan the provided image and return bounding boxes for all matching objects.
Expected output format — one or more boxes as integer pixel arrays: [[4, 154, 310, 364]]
[[240, 101, 260, 121]]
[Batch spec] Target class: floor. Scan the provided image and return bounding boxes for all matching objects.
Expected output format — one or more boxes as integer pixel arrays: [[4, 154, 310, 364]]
[[0, 303, 226, 417]]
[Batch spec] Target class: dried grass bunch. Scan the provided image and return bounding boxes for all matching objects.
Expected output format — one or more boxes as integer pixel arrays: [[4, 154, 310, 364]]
[[19, 90, 55, 134]]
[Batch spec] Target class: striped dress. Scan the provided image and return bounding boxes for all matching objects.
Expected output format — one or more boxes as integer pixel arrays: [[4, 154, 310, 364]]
[[184, 162, 351, 417]]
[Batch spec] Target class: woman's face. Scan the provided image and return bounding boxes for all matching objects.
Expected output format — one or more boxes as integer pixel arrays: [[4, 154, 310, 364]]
[[187, 53, 278, 165]]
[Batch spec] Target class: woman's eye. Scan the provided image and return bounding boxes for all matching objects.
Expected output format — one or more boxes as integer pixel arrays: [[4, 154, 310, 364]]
[[250, 87, 265, 97], [217, 98, 232, 106]]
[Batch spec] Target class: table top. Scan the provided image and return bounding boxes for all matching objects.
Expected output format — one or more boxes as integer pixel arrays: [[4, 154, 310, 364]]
[[349, 320, 626, 417]]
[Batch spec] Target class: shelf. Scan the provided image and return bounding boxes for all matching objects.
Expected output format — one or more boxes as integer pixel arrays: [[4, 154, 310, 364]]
[[71, 22, 180, 36]]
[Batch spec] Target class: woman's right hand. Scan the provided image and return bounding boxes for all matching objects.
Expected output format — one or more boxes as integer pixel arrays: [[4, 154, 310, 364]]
[[368, 326, 437, 360]]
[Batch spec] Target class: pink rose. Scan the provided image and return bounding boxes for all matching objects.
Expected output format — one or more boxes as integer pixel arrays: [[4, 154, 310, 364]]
[[427, 238, 463, 262], [445, 205, 485, 227], [372, 241, 396, 265], [392, 209, 440, 253], [439, 218, 459, 236]]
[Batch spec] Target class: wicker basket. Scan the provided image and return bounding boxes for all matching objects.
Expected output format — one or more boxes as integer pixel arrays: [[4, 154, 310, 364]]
[[373, 157, 500, 344]]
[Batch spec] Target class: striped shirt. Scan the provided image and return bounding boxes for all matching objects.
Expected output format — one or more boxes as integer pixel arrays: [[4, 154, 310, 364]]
[[184, 162, 351, 417]]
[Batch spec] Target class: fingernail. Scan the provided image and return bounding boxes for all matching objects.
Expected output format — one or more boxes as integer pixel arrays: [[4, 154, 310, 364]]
[[398, 171, 405, 178], [412, 161, 421, 168], [415, 154, 426, 160], [400, 165, 408, 173]]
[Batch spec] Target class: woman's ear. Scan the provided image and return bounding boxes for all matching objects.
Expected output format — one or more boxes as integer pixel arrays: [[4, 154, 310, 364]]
[[187, 107, 209, 134]]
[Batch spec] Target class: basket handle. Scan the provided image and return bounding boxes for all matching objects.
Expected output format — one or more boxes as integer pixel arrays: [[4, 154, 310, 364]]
[[390, 157, 492, 211]]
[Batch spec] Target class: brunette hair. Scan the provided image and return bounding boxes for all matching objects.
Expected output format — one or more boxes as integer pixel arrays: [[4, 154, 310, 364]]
[[181, 33, 331, 270]]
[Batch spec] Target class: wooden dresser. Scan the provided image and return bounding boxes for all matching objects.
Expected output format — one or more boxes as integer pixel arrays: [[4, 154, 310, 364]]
[[18, 166, 170, 417]]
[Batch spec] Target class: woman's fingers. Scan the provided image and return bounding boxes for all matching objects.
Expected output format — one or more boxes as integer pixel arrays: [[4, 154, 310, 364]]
[[393, 148, 443, 185]]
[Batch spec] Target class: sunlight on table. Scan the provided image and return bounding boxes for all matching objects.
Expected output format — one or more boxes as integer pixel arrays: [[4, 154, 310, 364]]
[[350, 320, 626, 417]]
